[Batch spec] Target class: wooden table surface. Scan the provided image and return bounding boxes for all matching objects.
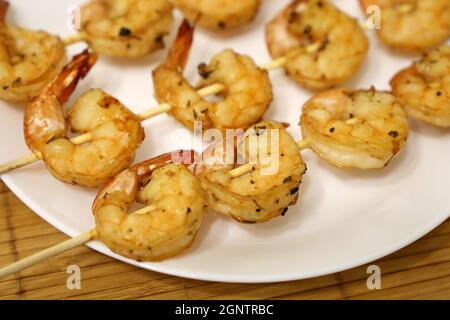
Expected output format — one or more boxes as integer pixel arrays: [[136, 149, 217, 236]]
[[1, 180, 450, 300]]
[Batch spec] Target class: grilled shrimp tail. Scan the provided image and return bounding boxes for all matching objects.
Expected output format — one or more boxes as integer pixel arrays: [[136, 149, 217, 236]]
[[50, 50, 97, 104], [165, 19, 194, 70]]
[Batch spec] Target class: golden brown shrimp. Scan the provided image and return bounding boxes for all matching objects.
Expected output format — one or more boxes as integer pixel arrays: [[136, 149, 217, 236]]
[[80, 0, 173, 58], [172, 0, 260, 31], [360, 0, 450, 52], [93, 152, 205, 261], [300, 88, 409, 169], [24, 51, 145, 187], [0, 0, 66, 103], [390, 45, 450, 127], [153, 20, 272, 131], [196, 121, 306, 224], [265, 0, 369, 90]]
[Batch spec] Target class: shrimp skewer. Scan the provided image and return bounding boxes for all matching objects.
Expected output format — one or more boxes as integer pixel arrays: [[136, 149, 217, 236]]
[[0, 20, 309, 175], [0, 151, 202, 279], [0, 0, 67, 103], [229, 88, 409, 178], [23, 50, 145, 187], [63, 0, 173, 58]]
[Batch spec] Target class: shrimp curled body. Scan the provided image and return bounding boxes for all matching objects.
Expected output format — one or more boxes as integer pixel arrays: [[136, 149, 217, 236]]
[[391, 45, 450, 127], [300, 89, 409, 169], [80, 0, 173, 58], [0, 1, 66, 103], [266, 0, 369, 90], [360, 0, 450, 52], [172, 0, 260, 31], [93, 154, 205, 261], [153, 20, 272, 131], [197, 121, 306, 223], [24, 51, 144, 187]]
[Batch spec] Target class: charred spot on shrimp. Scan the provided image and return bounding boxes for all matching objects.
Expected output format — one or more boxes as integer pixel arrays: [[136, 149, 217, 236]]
[[388, 131, 399, 138], [283, 176, 293, 183], [118, 27, 132, 37], [197, 63, 214, 79]]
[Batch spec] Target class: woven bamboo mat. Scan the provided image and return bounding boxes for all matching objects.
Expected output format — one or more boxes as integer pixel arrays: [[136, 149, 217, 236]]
[[1, 180, 449, 300]]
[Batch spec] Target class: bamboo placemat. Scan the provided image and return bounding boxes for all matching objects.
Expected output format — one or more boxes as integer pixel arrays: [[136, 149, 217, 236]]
[[0, 180, 449, 300]]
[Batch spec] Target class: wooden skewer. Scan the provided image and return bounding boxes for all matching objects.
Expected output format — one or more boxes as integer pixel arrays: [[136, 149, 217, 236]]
[[0, 41, 324, 176], [229, 138, 311, 178], [62, 33, 88, 46], [0, 229, 95, 280], [0, 203, 164, 279], [0, 58, 286, 175]]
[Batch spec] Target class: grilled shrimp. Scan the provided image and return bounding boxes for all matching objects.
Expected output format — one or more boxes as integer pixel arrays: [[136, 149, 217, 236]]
[[360, 0, 450, 52], [266, 0, 369, 90], [153, 20, 272, 131], [80, 0, 173, 58], [93, 153, 205, 261], [172, 0, 260, 31], [0, 0, 66, 103], [391, 45, 450, 127], [196, 121, 306, 223], [24, 51, 144, 187], [300, 88, 409, 169]]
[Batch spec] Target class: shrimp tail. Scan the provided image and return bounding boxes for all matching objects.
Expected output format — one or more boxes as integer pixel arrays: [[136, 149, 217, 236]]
[[49, 49, 98, 105], [0, 1, 9, 24], [164, 19, 194, 70], [93, 150, 197, 213], [132, 149, 197, 178]]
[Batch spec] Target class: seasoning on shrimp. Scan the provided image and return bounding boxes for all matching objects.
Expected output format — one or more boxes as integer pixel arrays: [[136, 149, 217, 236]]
[[24, 51, 144, 187], [360, 0, 450, 52], [172, 0, 260, 31], [80, 0, 173, 58], [300, 88, 409, 169], [391, 45, 450, 127], [196, 121, 306, 223], [266, 0, 369, 90], [93, 154, 205, 261], [0, 0, 66, 103], [153, 20, 272, 131]]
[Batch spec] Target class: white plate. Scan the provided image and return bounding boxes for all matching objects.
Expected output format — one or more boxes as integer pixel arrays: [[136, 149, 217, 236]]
[[1, 0, 449, 283]]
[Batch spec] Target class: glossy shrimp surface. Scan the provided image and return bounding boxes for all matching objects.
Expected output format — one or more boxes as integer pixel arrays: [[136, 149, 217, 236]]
[[266, 0, 369, 90], [391, 45, 450, 127], [196, 121, 306, 224], [153, 20, 272, 131], [93, 154, 205, 262], [0, 0, 66, 103], [360, 0, 450, 52], [80, 0, 173, 58], [24, 51, 144, 187], [301, 89, 409, 169], [172, 0, 260, 31]]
